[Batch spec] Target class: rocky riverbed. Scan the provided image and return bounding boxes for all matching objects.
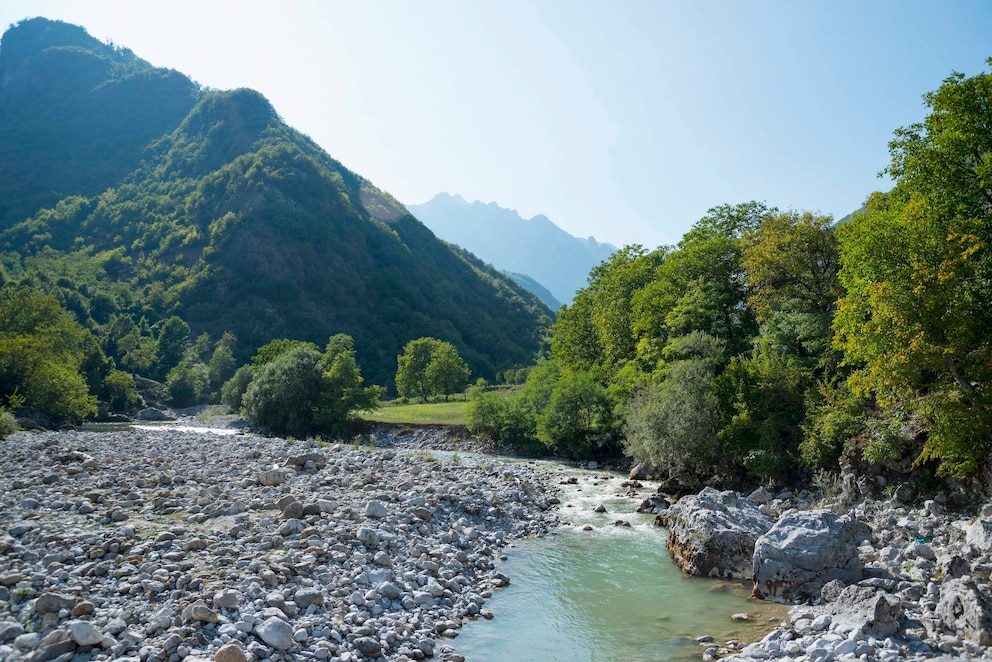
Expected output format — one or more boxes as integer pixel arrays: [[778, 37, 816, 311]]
[[658, 485, 992, 661], [0, 428, 559, 662]]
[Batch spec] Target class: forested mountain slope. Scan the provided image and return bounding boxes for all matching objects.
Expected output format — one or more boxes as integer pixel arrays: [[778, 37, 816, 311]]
[[0, 18, 551, 387]]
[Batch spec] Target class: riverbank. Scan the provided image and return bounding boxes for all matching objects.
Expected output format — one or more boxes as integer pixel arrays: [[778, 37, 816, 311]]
[[668, 487, 992, 661], [0, 428, 559, 661]]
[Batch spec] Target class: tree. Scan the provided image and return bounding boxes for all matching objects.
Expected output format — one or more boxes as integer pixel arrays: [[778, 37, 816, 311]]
[[742, 212, 841, 319], [105, 369, 140, 412], [207, 343, 237, 393], [834, 61, 992, 477], [396, 338, 436, 401], [154, 316, 191, 380], [315, 334, 380, 428], [241, 335, 378, 436], [221, 364, 253, 411], [536, 369, 614, 459], [0, 286, 98, 421], [252, 338, 320, 367], [624, 361, 722, 489], [242, 346, 324, 437], [426, 341, 470, 400], [166, 359, 207, 407], [395, 337, 470, 401]]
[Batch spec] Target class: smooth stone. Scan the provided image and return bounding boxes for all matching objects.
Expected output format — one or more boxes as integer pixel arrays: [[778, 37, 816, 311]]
[[255, 616, 295, 651]]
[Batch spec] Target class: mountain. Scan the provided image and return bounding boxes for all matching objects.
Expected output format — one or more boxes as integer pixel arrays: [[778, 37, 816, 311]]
[[504, 272, 560, 311], [0, 18, 551, 388], [407, 193, 615, 305]]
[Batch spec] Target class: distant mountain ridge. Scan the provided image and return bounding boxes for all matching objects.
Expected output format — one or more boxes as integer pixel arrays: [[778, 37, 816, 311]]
[[0, 18, 551, 387], [408, 193, 615, 305]]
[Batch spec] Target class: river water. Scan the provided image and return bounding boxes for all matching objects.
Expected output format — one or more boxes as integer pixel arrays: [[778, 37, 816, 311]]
[[454, 466, 787, 661]]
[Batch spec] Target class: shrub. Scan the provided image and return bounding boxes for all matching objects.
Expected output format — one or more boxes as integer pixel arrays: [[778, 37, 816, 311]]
[[0, 410, 17, 439], [221, 364, 254, 411]]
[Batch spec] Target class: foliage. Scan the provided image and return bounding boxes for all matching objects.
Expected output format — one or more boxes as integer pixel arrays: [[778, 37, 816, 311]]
[[0, 18, 551, 399], [104, 369, 140, 411], [207, 343, 237, 394], [314, 334, 380, 427], [241, 335, 378, 436], [624, 361, 722, 489], [154, 316, 191, 381], [396, 337, 470, 401], [166, 359, 208, 407], [834, 60, 992, 477], [800, 380, 867, 469], [535, 369, 615, 459], [0, 286, 99, 421], [252, 339, 319, 367], [242, 346, 324, 437], [714, 340, 809, 480], [0, 409, 17, 439], [220, 364, 253, 411]]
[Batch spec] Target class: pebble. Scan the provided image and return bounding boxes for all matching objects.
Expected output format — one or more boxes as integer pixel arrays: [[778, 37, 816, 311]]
[[0, 428, 557, 661], [721, 491, 992, 662]]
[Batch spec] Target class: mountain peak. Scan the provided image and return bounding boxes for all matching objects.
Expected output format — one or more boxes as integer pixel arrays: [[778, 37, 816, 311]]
[[408, 194, 616, 304]]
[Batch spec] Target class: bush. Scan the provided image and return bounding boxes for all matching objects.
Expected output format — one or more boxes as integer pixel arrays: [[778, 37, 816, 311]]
[[0, 410, 17, 439], [221, 364, 253, 411], [242, 347, 323, 437], [166, 360, 208, 407], [624, 359, 722, 488], [104, 369, 140, 412]]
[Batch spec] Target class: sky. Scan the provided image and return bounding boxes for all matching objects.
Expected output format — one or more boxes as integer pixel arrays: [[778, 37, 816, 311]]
[[2, 1, 991, 249]]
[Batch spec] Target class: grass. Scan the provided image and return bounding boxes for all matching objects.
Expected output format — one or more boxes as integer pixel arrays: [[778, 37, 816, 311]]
[[361, 400, 469, 425]]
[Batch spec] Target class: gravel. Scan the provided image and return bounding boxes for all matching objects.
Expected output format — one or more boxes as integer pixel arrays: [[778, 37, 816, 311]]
[[0, 428, 558, 661]]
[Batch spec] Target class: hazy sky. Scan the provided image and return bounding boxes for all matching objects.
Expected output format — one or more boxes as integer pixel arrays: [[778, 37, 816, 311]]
[[2, 1, 991, 249]]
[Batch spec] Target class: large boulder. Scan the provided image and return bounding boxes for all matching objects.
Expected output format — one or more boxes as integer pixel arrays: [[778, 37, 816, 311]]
[[666, 487, 774, 579], [937, 577, 992, 645], [752, 510, 868, 603], [136, 407, 174, 421], [824, 585, 903, 637], [966, 518, 992, 554]]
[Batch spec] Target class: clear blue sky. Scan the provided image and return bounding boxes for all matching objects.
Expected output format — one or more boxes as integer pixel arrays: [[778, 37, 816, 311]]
[[2, 1, 990, 249]]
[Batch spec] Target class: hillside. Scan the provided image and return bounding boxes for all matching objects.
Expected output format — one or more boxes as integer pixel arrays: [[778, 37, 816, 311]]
[[0, 18, 551, 388], [407, 193, 615, 305]]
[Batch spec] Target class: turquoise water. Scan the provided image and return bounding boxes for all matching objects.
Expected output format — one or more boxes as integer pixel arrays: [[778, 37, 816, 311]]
[[454, 469, 786, 661]]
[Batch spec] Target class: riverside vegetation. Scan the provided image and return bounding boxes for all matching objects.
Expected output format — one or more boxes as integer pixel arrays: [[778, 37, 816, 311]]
[[1, 16, 992, 661], [2, 18, 990, 500]]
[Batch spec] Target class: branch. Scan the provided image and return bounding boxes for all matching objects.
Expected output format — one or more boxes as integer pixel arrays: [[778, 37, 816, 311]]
[[945, 354, 977, 396]]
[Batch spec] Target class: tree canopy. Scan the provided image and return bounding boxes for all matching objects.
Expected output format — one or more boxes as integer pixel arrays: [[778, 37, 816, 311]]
[[395, 337, 470, 402]]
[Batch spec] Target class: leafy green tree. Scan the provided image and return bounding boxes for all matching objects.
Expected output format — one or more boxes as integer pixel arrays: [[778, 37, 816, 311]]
[[241, 336, 377, 436], [242, 346, 324, 437], [166, 359, 208, 407], [396, 337, 470, 401], [396, 337, 437, 401], [208, 343, 237, 394], [315, 334, 380, 428], [624, 360, 722, 489], [536, 369, 614, 459], [426, 341, 470, 400], [714, 340, 809, 480], [104, 369, 140, 412], [252, 338, 319, 367], [834, 61, 992, 476], [0, 286, 98, 421], [467, 390, 507, 446], [221, 364, 254, 411], [154, 316, 191, 380]]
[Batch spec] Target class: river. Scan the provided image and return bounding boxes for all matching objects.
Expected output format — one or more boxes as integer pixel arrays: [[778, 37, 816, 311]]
[[454, 465, 787, 661]]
